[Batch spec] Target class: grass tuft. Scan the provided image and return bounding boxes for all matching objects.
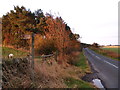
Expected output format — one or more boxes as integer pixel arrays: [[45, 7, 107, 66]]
[[64, 77, 95, 88]]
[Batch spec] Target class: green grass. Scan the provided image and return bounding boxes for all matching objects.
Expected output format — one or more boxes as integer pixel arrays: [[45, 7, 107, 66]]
[[64, 52, 95, 88], [64, 77, 95, 88], [102, 48, 119, 54], [35, 56, 42, 64], [1, 46, 28, 58], [74, 52, 90, 72], [35, 56, 42, 59]]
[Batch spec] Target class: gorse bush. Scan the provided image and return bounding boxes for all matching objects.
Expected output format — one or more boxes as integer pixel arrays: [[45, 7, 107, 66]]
[[35, 35, 57, 55]]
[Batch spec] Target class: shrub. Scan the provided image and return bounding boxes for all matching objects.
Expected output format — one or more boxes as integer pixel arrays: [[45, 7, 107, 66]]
[[34, 35, 57, 55]]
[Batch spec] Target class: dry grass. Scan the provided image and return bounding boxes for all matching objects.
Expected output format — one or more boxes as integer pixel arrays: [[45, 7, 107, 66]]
[[34, 51, 95, 88], [2, 51, 95, 88], [34, 58, 67, 88]]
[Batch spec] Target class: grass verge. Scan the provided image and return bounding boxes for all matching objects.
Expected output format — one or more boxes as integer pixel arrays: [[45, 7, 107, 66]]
[[102, 48, 119, 54], [64, 52, 95, 88], [74, 52, 91, 73], [64, 77, 95, 88], [90, 47, 119, 61]]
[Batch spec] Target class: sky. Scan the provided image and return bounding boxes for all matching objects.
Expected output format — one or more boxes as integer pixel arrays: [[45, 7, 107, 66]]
[[0, 0, 119, 45]]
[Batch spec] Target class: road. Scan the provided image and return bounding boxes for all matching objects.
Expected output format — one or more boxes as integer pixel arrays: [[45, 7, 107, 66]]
[[83, 48, 118, 88]]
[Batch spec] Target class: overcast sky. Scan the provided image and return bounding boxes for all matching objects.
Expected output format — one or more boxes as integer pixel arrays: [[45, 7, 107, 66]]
[[0, 0, 119, 45]]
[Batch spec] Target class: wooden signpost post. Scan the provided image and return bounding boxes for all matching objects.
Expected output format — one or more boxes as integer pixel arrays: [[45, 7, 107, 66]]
[[23, 33, 35, 82], [31, 32, 35, 82]]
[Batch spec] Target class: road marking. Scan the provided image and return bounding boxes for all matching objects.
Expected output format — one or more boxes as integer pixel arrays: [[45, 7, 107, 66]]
[[87, 50, 94, 56], [95, 56, 101, 60], [87, 50, 101, 60], [104, 61, 118, 69], [86, 49, 118, 69]]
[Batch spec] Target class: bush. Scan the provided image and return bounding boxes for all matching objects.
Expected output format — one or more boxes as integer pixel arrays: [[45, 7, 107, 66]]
[[35, 35, 57, 55]]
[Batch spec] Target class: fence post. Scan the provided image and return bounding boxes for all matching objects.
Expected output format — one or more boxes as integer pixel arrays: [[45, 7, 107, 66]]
[[55, 51, 58, 61], [31, 32, 34, 82]]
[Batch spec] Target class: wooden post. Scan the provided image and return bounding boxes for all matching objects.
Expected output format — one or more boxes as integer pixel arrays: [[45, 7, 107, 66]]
[[55, 51, 58, 61], [31, 32, 34, 82]]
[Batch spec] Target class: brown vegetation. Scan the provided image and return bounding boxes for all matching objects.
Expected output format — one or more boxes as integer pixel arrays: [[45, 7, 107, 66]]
[[2, 6, 80, 64], [2, 6, 95, 89], [90, 47, 120, 60], [2, 55, 92, 88]]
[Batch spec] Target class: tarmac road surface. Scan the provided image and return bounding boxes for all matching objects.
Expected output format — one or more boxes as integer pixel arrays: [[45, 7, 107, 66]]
[[83, 48, 118, 88]]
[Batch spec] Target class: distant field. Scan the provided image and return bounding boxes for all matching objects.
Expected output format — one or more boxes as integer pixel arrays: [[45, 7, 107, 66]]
[[102, 48, 119, 54], [102, 46, 120, 48]]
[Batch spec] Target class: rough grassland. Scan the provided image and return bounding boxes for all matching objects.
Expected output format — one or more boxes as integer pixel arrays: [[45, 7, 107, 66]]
[[1, 46, 28, 58]]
